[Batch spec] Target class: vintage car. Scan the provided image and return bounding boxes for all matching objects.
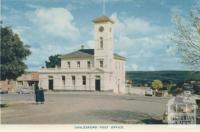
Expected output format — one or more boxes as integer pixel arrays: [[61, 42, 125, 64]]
[[145, 88, 153, 96], [16, 87, 34, 94]]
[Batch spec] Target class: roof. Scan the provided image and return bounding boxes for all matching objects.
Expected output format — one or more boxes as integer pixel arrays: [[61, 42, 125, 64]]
[[60, 49, 94, 59], [17, 72, 39, 81], [114, 53, 126, 60], [60, 49, 126, 60], [93, 16, 114, 24]]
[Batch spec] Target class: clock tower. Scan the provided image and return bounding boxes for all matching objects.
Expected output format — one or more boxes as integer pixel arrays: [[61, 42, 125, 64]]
[[93, 16, 114, 71]]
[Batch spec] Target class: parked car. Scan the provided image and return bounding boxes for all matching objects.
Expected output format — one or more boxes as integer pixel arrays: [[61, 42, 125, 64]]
[[145, 88, 153, 96], [0, 88, 8, 94], [16, 87, 34, 94]]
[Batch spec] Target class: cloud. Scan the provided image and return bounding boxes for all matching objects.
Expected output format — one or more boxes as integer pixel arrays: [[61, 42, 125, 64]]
[[2, 0, 194, 72], [29, 8, 79, 40], [23, 10, 184, 71], [5, 7, 82, 70], [85, 40, 95, 49], [148, 66, 155, 71], [131, 64, 139, 71], [26, 42, 79, 70], [118, 51, 128, 57], [124, 17, 159, 34], [111, 13, 164, 37], [110, 12, 184, 71]]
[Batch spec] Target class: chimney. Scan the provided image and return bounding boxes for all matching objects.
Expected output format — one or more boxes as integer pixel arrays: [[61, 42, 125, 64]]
[[81, 45, 84, 49]]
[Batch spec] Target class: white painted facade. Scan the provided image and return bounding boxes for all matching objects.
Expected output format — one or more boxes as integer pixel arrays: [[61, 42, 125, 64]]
[[39, 16, 126, 94]]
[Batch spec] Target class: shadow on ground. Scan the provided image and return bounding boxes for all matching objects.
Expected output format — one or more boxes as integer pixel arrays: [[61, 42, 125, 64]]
[[87, 110, 163, 124]]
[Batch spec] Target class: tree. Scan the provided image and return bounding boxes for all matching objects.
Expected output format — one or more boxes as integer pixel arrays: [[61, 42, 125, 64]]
[[170, 86, 183, 96], [151, 80, 163, 91], [0, 26, 31, 80], [45, 54, 61, 68], [171, 2, 200, 69]]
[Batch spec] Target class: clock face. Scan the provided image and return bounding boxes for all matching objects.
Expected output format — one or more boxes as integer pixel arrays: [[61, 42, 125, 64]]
[[99, 26, 104, 32]]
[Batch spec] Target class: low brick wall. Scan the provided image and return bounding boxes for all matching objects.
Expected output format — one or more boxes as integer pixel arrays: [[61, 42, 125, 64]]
[[0, 80, 16, 92]]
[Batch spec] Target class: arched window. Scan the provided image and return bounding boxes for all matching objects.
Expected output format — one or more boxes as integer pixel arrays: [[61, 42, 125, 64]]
[[100, 37, 103, 49]]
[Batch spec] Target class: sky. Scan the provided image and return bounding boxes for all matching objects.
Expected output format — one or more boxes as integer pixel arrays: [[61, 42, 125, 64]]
[[1, 0, 199, 71]]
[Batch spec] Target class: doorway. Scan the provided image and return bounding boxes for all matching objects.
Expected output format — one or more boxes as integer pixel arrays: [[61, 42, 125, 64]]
[[95, 79, 101, 91], [49, 79, 54, 90]]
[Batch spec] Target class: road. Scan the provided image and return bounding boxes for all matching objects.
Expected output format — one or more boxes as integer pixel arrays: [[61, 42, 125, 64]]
[[1, 92, 170, 124]]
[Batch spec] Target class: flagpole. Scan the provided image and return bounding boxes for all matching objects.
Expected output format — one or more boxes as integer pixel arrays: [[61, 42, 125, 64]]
[[103, 0, 106, 15]]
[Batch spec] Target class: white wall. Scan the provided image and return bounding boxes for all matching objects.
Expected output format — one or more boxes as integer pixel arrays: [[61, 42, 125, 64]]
[[61, 59, 94, 69], [113, 59, 126, 94], [94, 22, 114, 72], [39, 72, 106, 91]]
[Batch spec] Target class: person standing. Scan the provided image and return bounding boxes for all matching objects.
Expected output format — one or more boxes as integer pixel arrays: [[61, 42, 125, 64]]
[[34, 82, 40, 104], [39, 86, 45, 104], [34, 82, 45, 104]]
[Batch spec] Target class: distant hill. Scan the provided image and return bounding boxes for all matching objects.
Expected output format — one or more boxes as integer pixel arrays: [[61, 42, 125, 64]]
[[126, 71, 200, 85]]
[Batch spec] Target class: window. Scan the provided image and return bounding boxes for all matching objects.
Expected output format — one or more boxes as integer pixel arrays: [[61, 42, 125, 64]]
[[99, 26, 104, 32], [82, 76, 86, 85], [17, 81, 23, 86], [100, 60, 103, 68], [62, 76, 65, 85], [87, 61, 91, 68], [100, 37, 103, 49], [77, 61, 80, 68], [67, 62, 70, 68], [72, 76, 75, 85]]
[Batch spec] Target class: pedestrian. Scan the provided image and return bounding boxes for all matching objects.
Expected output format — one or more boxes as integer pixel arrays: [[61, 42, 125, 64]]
[[34, 82, 40, 104], [39, 86, 45, 104]]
